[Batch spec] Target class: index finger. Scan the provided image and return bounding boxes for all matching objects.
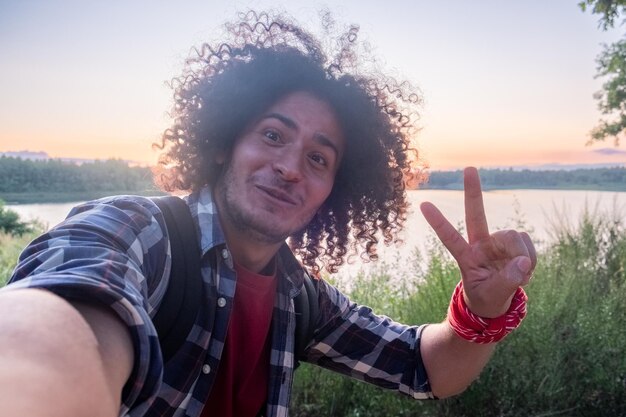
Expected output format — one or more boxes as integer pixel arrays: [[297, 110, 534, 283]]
[[420, 201, 469, 262], [464, 167, 490, 243]]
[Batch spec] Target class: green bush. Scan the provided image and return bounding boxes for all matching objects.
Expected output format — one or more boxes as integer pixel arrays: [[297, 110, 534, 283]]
[[0, 200, 44, 285], [0, 200, 33, 236]]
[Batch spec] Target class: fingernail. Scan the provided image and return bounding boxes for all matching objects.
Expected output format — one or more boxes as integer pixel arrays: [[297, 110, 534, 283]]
[[517, 257, 531, 274]]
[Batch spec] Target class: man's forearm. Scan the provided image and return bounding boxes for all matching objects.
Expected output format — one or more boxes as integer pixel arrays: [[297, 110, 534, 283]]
[[0, 289, 132, 417], [420, 322, 496, 398]]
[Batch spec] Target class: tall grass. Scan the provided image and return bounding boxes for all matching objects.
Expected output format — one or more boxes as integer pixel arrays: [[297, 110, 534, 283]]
[[292, 208, 626, 416]]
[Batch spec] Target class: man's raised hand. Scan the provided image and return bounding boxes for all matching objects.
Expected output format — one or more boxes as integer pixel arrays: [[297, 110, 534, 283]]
[[419, 167, 536, 318]]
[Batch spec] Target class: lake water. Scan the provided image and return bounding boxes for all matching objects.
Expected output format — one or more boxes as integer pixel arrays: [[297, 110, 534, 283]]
[[355, 189, 626, 279], [8, 189, 626, 277]]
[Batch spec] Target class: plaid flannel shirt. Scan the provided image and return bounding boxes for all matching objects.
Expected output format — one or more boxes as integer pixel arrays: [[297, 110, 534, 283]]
[[6, 188, 433, 417]]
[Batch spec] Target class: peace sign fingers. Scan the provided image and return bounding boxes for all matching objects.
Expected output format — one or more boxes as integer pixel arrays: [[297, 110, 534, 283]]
[[463, 167, 490, 244], [419, 201, 469, 263], [420, 167, 488, 262], [420, 166, 536, 318]]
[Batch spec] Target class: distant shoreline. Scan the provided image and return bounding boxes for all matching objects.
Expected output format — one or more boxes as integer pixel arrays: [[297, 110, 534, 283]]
[[416, 166, 626, 193], [417, 184, 626, 192], [1, 190, 166, 205], [3, 185, 626, 205], [3, 159, 625, 203]]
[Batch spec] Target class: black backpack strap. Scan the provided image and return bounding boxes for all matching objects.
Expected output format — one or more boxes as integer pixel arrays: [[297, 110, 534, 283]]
[[151, 196, 203, 363], [294, 271, 320, 367]]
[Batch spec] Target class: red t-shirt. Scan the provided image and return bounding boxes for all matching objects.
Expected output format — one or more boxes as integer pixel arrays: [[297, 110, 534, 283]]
[[201, 262, 277, 417]]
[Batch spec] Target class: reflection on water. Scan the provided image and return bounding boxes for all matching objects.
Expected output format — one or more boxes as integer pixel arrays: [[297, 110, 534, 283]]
[[7, 190, 626, 278]]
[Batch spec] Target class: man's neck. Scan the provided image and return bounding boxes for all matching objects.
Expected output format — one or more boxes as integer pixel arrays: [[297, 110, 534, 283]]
[[222, 231, 281, 274]]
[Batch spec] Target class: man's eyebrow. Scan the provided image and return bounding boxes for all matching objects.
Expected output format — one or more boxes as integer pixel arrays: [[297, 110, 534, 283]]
[[313, 133, 340, 158], [263, 112, 341, 157], [263, 113, 297, 130]]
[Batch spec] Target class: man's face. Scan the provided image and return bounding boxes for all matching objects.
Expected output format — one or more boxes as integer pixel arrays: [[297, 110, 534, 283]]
[[215, 91, 345, 245]]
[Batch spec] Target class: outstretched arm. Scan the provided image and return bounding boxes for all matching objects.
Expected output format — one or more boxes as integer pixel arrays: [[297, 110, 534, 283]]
[[0, 288, 133, 417], [419, 167, 536, 398]]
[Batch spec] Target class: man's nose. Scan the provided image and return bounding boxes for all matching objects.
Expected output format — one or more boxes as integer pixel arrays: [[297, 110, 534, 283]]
[[272, 152, 303, 182]]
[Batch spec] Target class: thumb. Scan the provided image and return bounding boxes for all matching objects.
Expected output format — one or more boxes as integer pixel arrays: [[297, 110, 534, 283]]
[[504, 256, 532, 287]]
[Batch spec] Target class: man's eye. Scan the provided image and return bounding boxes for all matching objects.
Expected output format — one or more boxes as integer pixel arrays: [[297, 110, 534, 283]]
[[310, 153, 328, 167], [264, 130, 281, 142]]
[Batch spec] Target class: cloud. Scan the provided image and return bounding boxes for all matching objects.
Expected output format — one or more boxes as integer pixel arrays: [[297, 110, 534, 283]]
[[592, 148, 626, 156]]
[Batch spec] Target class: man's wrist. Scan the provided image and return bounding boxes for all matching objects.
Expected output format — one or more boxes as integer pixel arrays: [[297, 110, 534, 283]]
[[447, 281, 528, 344]]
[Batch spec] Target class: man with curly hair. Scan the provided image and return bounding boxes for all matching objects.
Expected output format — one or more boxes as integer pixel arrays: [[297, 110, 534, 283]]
[[0, 12, 536, 417]]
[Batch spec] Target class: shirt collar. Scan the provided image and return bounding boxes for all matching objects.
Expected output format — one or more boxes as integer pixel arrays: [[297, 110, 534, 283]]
[[185, 187, 308, 294], [184, 187, 226, 257]]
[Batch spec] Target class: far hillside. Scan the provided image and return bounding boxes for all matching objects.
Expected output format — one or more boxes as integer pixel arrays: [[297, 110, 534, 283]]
[[0, 156, 163, 204], [2, 156, 626, 204], [420, 167, 626, 192]]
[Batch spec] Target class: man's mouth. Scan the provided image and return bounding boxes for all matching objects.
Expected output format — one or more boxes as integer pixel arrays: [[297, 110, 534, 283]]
[[256, 185, 298, 206]]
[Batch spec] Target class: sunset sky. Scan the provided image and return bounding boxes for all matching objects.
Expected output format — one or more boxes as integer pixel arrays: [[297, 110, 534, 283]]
[[2, 0, 626, 170]]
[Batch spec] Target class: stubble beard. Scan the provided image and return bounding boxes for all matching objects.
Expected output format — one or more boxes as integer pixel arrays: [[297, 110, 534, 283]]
[[215, 170, 316, 245]]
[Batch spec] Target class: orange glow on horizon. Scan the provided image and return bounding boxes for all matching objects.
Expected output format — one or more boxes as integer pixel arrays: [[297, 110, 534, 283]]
[[3, 132, 625, 170]]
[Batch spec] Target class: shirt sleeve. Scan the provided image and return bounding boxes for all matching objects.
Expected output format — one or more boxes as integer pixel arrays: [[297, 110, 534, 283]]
[[305, 278, 434, 400], [4, 195, 171, 412]]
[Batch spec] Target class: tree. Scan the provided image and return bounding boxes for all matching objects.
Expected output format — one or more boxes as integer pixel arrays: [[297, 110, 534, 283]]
[[579, 0, 626, 29], [590, 38, 626, 144], [580, 0, 626, 145]]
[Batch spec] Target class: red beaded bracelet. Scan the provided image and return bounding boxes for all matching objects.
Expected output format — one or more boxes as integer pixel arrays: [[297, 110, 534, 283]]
[[447, 281, 528, 344]]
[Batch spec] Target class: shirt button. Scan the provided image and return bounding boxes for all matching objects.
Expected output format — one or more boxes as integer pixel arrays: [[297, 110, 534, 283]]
[[217, 297, 227, 307], [202, 364, 211, 374]]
